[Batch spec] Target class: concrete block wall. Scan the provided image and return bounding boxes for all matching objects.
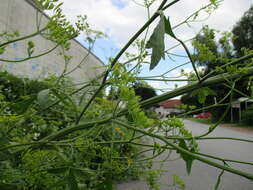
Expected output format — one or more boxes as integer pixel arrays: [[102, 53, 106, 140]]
[[0, 0, 104, 83]]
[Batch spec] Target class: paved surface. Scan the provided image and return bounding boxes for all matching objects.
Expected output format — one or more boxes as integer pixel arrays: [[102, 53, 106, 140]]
[[116, 120, 253, 190]]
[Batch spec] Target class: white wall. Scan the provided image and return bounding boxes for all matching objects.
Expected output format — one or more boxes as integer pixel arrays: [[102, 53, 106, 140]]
[[155, 106, 183, 118], [0, 0, 104, 83]]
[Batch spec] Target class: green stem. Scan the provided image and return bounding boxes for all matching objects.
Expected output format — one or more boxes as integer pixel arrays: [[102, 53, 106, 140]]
[[117, 68, 253, 117], [138, 67, 253, 109], [0, 141, 52, 152], [138, 61, 190, 78], [195, 152, 253, 166], [0, 28, 47, 48], [178, 103, 228, 117], [137, 78, 196, 82], [197, 100, 230, 138], [214, 167, 225, 190], [42, 118, 111, 141], [175, 38, 201, 81], [200, 52, 253, 82], [0, 44, 59, 63], [197, 137, 253, 143]]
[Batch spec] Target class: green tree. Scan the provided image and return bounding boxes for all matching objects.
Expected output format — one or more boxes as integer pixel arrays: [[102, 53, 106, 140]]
[[183, 23, 251, 121], [232, 5, 253, 56], [133, 81, 157, 101], [191, 25, 233, 75]]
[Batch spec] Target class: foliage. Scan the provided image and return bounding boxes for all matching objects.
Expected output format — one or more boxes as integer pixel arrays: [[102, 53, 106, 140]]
[[242, 104, 253, 126], [0, 71, 49, 101], [133, 82, 157, 102], [0, 71, 144, 189], [191, 25, 233, 74], [182, 21, 253, 121], [191, 87, 216, 104], [232, 5, 253, 56]]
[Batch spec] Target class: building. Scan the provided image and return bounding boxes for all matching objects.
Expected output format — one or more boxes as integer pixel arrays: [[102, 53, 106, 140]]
[[155, 99, 183, 118], [0, 0, 104, 83]]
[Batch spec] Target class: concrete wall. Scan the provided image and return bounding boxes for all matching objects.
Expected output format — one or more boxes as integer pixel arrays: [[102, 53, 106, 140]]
[[0, 0, 104, 83]]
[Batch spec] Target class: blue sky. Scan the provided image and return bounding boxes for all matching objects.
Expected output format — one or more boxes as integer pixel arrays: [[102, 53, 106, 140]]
[[111, 0, 128, 9]]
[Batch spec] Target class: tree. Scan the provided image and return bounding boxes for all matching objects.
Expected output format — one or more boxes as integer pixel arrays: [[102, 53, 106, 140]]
[[1, 0, 253, 189], [182, 26, 232, 117], [133, 81, 157, 101], [232, 5, 253, 56], [191, 25, 233, 75], [183, 22, 251, 121]]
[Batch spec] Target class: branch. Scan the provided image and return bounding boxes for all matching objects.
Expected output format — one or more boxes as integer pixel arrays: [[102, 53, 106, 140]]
[[200, 52, 253, 82], [0, 44, 59, 63], [138, 67, 253, 109], [0, 28, 47, 48]]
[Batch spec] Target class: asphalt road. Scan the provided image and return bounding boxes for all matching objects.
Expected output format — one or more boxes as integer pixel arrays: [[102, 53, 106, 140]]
[[116, 120, 253, 190]]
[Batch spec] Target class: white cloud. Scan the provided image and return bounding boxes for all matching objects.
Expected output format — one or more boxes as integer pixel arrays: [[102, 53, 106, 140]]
[[59, 0, 252, 91], [59, 0, 252, 54], [147, 80, 162, 89], [60, 0, 147, 46]]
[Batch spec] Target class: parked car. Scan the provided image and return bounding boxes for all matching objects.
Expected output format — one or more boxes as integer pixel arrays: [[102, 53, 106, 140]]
[[195, 112, 212, 119]]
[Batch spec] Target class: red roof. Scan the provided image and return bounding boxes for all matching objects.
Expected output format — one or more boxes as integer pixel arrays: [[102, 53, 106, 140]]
[[159, 99, 182, 108]]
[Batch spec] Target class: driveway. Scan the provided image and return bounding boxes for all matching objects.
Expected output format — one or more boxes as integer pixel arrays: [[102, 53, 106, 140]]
[[116, 120, 253, 190]]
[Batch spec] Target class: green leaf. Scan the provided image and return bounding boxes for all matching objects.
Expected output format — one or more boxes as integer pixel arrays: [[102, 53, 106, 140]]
[[164, 16, 176, 38], [153, 142, 162, 155], [191, 87, 216, 104], [51, 89, 77, 111], [0, 183, 18, 190], [47, 167, 68, 174], [37, 89, 51, 109], [0, 47, 5, 55], [146, 14, 166, 70], [0, 151, 13, 161], [27, 41, 35, 57], [210, 0, 217, 6], [177, 140, 194, 175], [172, 174, 185, 190], [11, 95, 36, 114], [71, 167, 95, 178], [97, 178, 113, 190], [251, 85, 253, 98], [67, 169, 79, 190]]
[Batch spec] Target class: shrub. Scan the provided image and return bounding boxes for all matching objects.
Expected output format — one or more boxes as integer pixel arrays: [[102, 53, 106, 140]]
[[242, 105, 253, 126], [0, 71, 145, 189]]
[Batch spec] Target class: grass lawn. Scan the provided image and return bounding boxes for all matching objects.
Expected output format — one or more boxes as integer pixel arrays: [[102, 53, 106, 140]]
[[221, 122, 253, 128], [185, 117, 253, 129]]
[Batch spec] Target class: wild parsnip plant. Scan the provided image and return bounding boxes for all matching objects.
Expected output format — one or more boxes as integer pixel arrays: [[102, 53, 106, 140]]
[[1, 0, 253, 189]]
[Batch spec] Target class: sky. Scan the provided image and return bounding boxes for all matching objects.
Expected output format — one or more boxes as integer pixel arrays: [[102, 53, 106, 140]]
[[59, 0, 252, 93]]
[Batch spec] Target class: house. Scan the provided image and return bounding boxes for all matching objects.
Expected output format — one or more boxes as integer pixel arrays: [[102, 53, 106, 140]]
[[231, 97, 253, 122], [155, 99, 183, 118]]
